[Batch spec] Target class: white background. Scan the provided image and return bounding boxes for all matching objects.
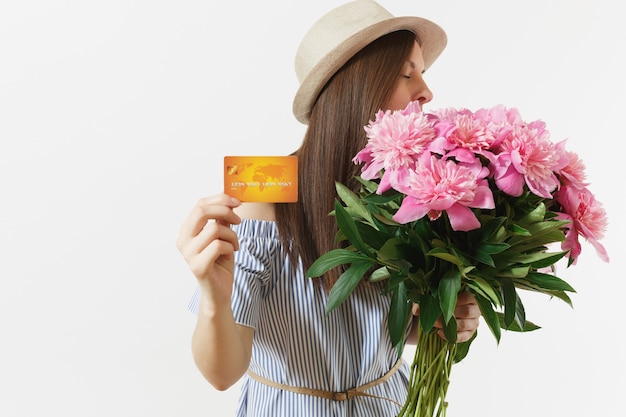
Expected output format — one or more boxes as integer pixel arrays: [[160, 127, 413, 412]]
[[1, 1, 623, 416]]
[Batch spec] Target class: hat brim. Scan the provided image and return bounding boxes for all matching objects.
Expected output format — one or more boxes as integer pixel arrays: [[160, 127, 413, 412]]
[[293, 16, 446, 124]]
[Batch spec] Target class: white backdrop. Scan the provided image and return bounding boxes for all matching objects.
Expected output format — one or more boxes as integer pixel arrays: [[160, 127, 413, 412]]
[[1, 1, 623, 416]]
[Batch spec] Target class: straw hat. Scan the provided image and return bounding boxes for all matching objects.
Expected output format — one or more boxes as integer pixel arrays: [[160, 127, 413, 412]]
[[293, 0, 447, 124]]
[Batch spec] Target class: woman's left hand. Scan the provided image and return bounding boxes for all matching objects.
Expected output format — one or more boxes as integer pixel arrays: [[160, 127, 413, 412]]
[[411, 292, 481, 343]]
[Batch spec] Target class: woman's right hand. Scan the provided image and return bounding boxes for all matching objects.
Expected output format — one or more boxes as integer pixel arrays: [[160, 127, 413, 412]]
[[176, 194, 242, 307], [177, 194, 254, 389]]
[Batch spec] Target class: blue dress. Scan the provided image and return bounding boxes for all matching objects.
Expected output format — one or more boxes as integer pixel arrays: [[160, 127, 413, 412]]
[[189, 218, 410, 416]]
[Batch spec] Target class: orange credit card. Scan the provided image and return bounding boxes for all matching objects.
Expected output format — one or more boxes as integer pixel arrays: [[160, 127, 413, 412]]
[[224, 156, 298, 202]]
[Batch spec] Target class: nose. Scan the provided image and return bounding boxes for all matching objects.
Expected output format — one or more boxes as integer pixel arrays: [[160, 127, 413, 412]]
[[414, 79, 433, 107]]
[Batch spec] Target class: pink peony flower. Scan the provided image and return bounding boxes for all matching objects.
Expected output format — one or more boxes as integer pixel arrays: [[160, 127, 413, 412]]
[[474, 104, 523, 128], [426, 108, 497, 164], [472, 105, 523, 150], [438, 108, 496, 152], [492, 121, 568, 198], [557, 143, 589, 189], [354, 102, 437, 193], [392, 155, 495, 231], [556, 185, 609, 263]]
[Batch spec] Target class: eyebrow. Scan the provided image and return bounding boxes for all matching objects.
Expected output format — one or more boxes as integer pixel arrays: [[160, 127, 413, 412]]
[[408, 60, 426, 74]]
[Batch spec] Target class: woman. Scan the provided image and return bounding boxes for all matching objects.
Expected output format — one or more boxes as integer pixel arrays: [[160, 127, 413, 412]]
[[176, 1, 480, 415]]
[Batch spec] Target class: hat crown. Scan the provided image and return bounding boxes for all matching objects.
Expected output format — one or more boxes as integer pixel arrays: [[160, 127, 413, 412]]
[[295, 0, 393, 84]]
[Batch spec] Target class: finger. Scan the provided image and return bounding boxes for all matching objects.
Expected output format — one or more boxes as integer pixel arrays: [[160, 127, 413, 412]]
[[183, 221, 240, 258], [432, 315, 447, 329], [456, 291, 477, 306], [455, 301, 481, 320], [178, 195, 241, 240], [188, 238, 238, 280], [453, 304, 477, 320], [436, 325, 478, 343], [456, 330, 476, 343], [412, 303, 420, 316], [455, 317, 480, 333]]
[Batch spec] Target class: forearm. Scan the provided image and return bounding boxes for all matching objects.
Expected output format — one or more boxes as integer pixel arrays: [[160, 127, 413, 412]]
[[191, 297, 253, 390]]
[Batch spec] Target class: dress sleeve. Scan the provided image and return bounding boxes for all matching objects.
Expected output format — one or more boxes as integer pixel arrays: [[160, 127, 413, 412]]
[[187, 219, 281, 330], [230, 219, 281, 329]]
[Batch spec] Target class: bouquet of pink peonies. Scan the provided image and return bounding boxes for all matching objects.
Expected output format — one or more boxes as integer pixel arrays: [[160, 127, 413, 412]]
[[307, 100, 609, 417]]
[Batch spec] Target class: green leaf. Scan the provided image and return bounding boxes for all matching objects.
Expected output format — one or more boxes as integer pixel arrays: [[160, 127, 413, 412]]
[[523, 272, 576, 292], [500, 277, 516, 328], [513, 291, 527, 330], [306, 248, 369, 277], [511, 231, 566, 253], [472, 243, 510, 268], [442, 316, 458, 344], [407, 269, 429, 293], [325, 260, 374, 313], [548, 291, 574, 307], [475, 294, 501, 343], [506, 223, 531, 236], [527, 220, 570, 235], [355, 222, 388, 250], [354, 176, 381, 194], [334, 200, 371, 256], [497, 266, 530, 279], [519, 202, 546, 225], [335, 182, 373, 225], [431, 239, 447, 249], [367, 266, 390, 282], [450, 247, 473, 267], [363, 191, 402, 205], [508, 220, 570, 246], [479, 217, 507, 240], [388, 282, 411, 355], [372, 211, 401, 226], [496, 312, 540, 332], [546, 290, 574, 307], [454, 330, 477, 363], [438, 269, 461, 324], [513, 283, 574, 307], [472, 251, 495, 267], [462, 265, 476, 275], [386, 270, 409, 290], [513, 251, 568, 269], [417, 294, 440, 333], [478, 242, 510, 254], [465, 275, 501, 306], [378, 237, 406, 260], [427, 247, 465, 267]]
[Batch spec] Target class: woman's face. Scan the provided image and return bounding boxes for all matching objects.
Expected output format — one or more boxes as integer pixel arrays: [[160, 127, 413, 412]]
[[387, 40, 433, 111]]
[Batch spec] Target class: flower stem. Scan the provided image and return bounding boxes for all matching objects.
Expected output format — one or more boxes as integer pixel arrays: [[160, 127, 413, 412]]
[[397, 324, 456, 417]]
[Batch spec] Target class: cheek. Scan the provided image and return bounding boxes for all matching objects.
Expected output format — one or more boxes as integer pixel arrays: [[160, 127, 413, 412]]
[[387, 90, 411, 112]]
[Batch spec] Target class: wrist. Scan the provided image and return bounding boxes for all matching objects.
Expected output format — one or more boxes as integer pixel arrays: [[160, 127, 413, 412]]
[[198, 291, 232, 319]]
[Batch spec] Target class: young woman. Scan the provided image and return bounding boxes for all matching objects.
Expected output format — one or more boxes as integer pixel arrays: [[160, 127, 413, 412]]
[[176, 1, 481, 415]]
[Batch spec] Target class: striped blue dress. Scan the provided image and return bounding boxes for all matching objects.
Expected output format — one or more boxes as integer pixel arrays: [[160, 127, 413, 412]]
[[188, 218, 411, 416]]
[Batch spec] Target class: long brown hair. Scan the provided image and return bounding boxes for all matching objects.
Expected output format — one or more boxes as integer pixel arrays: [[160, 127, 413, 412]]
[[275, 30, 418, 289]]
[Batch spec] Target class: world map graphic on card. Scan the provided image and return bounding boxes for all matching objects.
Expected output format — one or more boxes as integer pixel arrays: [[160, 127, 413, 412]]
[[224, 156, 298, 202]]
